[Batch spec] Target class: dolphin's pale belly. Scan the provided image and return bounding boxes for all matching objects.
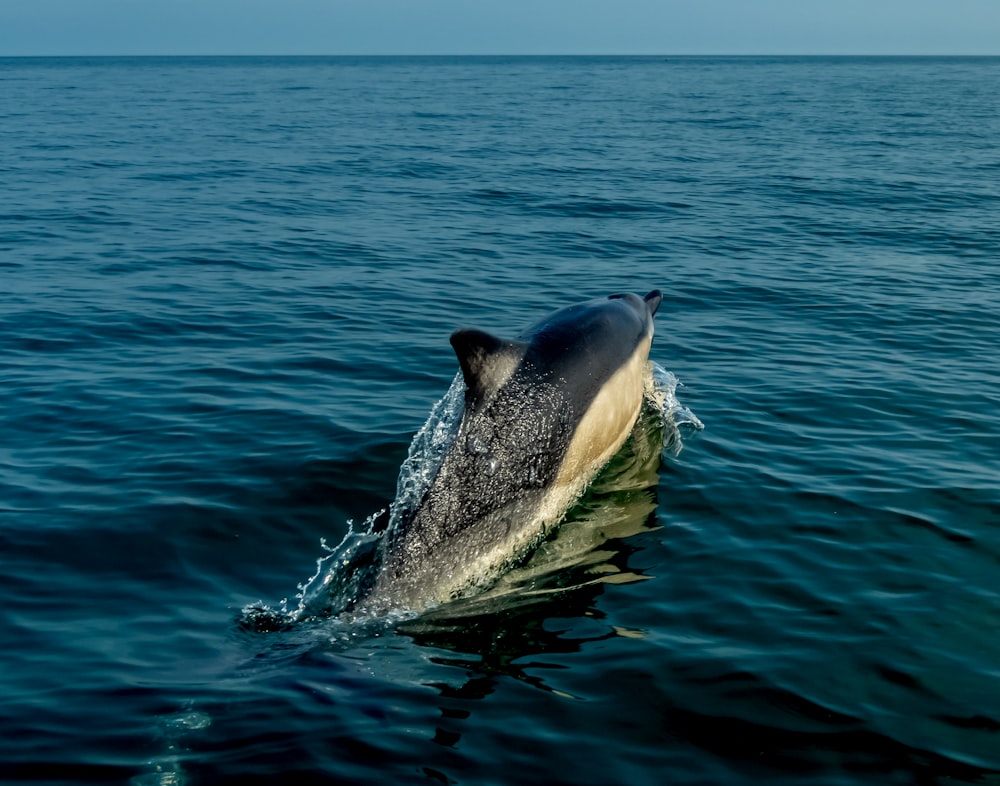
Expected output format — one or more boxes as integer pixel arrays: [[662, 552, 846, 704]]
[[359, 291, 662, 615], [553, 334, 652, 496]]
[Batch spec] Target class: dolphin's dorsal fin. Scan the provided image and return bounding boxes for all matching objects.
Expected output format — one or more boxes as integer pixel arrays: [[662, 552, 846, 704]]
[[450, 328, 525, 405]]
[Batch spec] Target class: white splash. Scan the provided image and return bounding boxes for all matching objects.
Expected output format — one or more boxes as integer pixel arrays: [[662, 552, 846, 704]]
[[386, 372, 465, 530], [648, 361, 704, 456]]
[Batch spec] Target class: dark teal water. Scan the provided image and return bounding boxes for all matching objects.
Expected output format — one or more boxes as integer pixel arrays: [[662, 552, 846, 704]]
[[2, 56, 999, 785]]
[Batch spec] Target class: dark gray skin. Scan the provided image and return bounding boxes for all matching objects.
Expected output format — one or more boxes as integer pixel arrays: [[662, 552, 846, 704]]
[[359, 290, 662, 614]]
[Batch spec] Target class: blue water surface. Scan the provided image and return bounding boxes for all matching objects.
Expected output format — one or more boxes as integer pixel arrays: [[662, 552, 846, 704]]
[[1, 56, 999, 785]]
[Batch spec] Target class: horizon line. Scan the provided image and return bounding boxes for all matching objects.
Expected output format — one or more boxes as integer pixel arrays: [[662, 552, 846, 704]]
[[3, 52, 1000, 59]]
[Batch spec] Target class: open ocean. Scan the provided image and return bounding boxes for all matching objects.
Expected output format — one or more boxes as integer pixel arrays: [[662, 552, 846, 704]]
[[2, 55, 999, 785]]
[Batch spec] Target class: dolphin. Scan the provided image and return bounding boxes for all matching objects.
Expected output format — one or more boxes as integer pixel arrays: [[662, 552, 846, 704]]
[[358, 289, 663, 615]]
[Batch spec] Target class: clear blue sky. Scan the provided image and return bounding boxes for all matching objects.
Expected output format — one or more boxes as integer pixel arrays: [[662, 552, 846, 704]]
[[2, 0, 999, 56]]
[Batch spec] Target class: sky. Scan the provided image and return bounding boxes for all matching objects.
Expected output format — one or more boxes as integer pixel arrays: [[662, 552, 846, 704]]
[[2, 0, 999, 57]]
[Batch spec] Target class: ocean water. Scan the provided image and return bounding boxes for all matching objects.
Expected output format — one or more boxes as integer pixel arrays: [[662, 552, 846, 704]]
[[1, 55, 999, 785]]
